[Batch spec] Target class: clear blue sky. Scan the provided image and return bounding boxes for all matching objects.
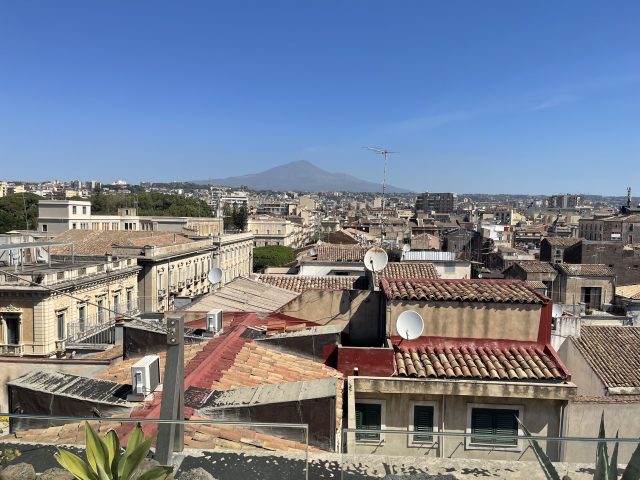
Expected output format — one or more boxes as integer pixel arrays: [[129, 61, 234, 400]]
[[1, 1, 638, 194]]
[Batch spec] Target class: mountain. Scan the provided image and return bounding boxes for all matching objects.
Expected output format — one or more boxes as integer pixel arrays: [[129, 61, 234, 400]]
[[194, 160, 410, 193]]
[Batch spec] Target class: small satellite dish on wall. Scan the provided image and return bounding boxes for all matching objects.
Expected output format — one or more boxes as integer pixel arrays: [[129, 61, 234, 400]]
[[396, 311, 424, 340], [552, 304, 564, 318], [310, 248, 318, 256], [316, 240, 323, 245], [207, 267, 223, 285], [402, 244, 411, 253], [364, 247, 388, 272]]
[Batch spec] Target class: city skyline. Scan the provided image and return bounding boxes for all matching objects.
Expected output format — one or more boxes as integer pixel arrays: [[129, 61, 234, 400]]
[[1, 1, 639, 194]]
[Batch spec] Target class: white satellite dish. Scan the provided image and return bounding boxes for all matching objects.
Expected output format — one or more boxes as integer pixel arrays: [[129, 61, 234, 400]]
[[552, 304, 564, 318], [207, 267, 223, 285], [316, 239, 323, 245], [310, 248, 318, 256], [364, 247, 388, 272], [402, 244, 411, 253], [396, 311, 424, 340]]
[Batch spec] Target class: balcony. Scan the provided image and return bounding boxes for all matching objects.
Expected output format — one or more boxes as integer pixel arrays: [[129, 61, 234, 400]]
[[0, 343, 24, 356], [158, 288, 166, 297], [178, 281, 185, 289], [185, 278, 193, 286]]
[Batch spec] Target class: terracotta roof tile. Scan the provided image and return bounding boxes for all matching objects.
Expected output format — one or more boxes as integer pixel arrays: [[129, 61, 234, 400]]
[[316, 244, 367, 262], [543, 237, 581, 247], [256, 274, 363, 292], [52, 230, 194, 255], [395, 338, 567, 382], [373, 262, 439, 284], [571, 326, 640, 389], [555, 263, 615, 277], [513, 261, 557, 273], [382, 278, 544, 304]]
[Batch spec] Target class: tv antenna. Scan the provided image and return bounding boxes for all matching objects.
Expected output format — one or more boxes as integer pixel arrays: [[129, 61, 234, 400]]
[[365, 147, 397, 244], [396, 310, 424, 342], [363, 246, 388, 273], [207, 267, 223, 285]]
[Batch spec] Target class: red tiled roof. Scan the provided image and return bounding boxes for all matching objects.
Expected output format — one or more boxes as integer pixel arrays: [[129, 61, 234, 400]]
[[394, 338, 567, 382], [255, 274, 362, 293], [316, 244, 367, 262], [543, 237, 581, 247], [381, 278, 545, 304], [555, 263, 615, 277], [373, 262, 439, 284], [571, 326, 640, 389], [52, 230, 193, 255]]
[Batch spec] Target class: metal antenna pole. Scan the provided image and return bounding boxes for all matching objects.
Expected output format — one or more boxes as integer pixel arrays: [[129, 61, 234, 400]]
[[365, 147, 396, 245]]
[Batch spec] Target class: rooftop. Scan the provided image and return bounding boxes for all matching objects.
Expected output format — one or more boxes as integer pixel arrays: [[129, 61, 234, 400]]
[[52, 230, 195, 256], [373, 262, 439, 284], [512, 260, 557, 273], [254, 274, 365, 293], [381, 278, 545, 304], [543, 237, 582, 247], [316, 244, 367, 262], [394, 338, 568, 382], [555, 263, 615, 277], [616, 284, 640, 300], [571, 326, 640, 391]]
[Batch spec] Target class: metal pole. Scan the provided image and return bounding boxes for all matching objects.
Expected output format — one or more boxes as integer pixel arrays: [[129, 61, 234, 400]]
[[156, 314, 185, 465], [381, 151, 387, 244]]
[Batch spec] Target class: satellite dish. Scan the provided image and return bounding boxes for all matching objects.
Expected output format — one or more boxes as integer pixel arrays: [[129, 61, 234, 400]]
[[396, 311, 424, 340], [316, 240, 323, 245], [207, 267, 223, 285], [552, 304, 564, 318], [364, 247, 388, 272], [310, 248, 318, 256], [402, 244, 411, 253]]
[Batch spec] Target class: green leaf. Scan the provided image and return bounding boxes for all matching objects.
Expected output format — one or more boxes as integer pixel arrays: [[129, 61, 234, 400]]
[[104, 429, 121, 477], [119, 424, 144, 478], [595, 412, 610, 480], [621, 439, 640, 480], [95, 463, 112, 480], [54, 448, 98, 480], [120, 437, 152, 480], [516, 418, 562, 480], [136, 465, 174, 480], [85, 421, 110, 476], [608, 432, 619, 480]]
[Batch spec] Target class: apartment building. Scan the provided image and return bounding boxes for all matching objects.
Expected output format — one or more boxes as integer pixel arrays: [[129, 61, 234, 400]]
[[215, 232, 254, 285], [247, 215, 303, 247], [0, 247, 139, 357], [38, 200, 223, 237], [415, 192, 457, 214]]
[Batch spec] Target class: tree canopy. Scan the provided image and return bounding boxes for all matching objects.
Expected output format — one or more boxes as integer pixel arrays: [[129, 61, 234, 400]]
[[90, 192, 213, 217], [0, 193, 42, 233], [253, 245, 295, 272], [223, 203, 248, 231]]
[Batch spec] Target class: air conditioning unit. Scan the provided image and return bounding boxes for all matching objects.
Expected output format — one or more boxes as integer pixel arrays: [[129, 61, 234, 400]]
[[206, 309, 223, 334], [127, 354, 161, 401]]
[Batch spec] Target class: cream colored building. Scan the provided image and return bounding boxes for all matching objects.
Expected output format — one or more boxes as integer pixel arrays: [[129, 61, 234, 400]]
[[215, 232, 254, 284], [0, 257, 139, 357], [247, 215, 302, 248], [0, 182, 8, 198], [38, 200, 223, 237]]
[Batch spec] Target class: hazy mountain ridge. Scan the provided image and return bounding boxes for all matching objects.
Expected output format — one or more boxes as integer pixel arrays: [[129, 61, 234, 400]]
[[194, 160, 410, 193]]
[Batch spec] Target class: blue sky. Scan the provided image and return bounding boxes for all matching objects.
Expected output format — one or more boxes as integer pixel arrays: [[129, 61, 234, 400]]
[[0, 1, 638, 194]]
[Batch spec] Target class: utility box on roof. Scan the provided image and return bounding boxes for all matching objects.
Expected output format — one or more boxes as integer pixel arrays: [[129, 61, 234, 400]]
[[127, 354, 161, 401]]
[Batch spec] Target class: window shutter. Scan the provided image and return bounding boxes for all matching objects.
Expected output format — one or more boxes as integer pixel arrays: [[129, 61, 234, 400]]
[[413, 405, 434, 442], [471, 409, 494, 444], [355, 403, 381, 441], [494, 410, 518, 446]]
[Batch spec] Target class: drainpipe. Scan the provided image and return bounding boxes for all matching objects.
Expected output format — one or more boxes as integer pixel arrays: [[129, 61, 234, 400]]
[[559, 400, 568, 462]]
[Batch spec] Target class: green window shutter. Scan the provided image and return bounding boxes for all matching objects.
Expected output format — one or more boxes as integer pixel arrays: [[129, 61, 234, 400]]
[[471, 408, 518, 446], [413, 405, 434, 442], [355, 403, 381, 441]]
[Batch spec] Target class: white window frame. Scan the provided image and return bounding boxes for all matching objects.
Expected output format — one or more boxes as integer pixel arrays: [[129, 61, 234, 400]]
[[408, 401, 439, 447], [465, 403, 524, 452], [355, 399, 386, 444]]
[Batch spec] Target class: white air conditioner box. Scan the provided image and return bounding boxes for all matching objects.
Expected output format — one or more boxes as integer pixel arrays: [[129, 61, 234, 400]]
[[206, 309, 223, 333], [127, 354, 161, 401]]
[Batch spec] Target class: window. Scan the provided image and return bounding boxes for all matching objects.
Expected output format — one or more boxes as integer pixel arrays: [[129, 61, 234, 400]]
[[467, 405, 522, 450], [72, 206, 77, 214], [78, 305, 86, 331], [82, 206, 87, 214], [409, 403, 436, 445], [57, 311, 66, 340], [42, 224, 48, 232], [355, 401, 384, 442], [158, 272, 164, 290], [581, 287, 602, 309], [127, 289, 133, 311], [97, 298, 105, 323], [113, 294, 121, 313], [72, 223, 77, 229]]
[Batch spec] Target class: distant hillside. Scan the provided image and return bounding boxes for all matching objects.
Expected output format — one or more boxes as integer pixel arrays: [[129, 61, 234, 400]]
[[194, 160, 410, 193]]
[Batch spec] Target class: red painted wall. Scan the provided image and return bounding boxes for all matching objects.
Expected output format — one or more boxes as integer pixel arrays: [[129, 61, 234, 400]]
[[336, 346, 395, 377]]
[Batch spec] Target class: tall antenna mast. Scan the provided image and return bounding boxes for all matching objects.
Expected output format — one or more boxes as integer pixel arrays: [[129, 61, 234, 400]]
[[365, 147, 396, 244]]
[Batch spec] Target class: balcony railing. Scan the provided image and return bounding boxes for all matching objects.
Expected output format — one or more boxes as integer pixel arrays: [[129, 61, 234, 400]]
[[0, 344, 24, 356]]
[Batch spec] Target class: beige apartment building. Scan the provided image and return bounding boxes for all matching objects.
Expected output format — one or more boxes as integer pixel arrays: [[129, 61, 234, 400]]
[[38, 200, 223, 237], [0, 255, 139, 357], [215, 232, 254, 285], [247, 215, 303, 247]]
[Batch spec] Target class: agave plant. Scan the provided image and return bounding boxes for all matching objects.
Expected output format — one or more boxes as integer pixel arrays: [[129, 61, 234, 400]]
[[518, 412, 640, 480], [54, 421, 172, 480]]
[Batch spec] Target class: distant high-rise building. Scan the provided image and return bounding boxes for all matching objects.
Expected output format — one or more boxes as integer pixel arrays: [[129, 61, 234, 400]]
[[415, 192, 457, 214], [548, 194, 582, 209]]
